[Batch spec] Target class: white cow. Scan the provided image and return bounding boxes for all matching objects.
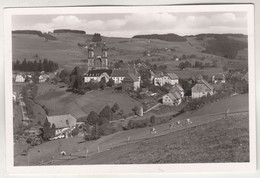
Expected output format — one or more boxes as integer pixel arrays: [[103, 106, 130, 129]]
[[150, 127, 157, 134]]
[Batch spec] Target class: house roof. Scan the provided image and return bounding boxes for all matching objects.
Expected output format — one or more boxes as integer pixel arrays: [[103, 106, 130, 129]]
[[111, 69, 129, 77], [85, 69, 112, 77], [167, 73, 179, 80], [214, 73, 225, 80], [171, 84, 184, 93], [165, 91, 181, 101], [122, 73, 139, 82], [193, 79, 213, 91], [47, 114, 77, 129]]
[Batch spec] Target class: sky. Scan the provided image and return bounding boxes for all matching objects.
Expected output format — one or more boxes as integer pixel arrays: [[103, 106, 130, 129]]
[[12, 12, 248, 37]]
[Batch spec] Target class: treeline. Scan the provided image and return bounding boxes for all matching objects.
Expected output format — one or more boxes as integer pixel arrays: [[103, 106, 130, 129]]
[[12, 30, 57, 40], [133, 33, 187, 42], [13, 58, 58, 72], [53, 29, 86, 34]]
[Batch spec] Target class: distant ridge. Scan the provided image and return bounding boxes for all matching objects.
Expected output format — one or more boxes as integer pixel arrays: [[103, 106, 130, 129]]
[[53, 29, 86, 34], [12, 30, 57, 40], [132, 33, 187, 42]]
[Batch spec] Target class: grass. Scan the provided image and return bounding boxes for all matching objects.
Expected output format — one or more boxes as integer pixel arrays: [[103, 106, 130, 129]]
[[65, 113, 249, 164], [36, 83, 142, 119], [12, 33, 239, 71], [14, 94, 248, 166]]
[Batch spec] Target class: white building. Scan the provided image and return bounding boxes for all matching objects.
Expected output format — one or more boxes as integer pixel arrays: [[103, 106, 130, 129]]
[[154, 72, 179, 86]]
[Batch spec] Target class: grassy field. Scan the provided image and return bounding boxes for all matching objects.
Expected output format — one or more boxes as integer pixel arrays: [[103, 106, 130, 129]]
[[13, 94, 248, 166], [67, 113, 249, 164], [36, 83, 142, 119], [12, 33, 241, 71]]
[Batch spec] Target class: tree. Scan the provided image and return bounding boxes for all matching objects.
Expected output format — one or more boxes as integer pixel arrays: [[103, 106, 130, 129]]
[[99, 106, 112, 123], [150, 115, 156, 126], [87, 111, 99, 126], [70, 66, 84, 93], [99, 77, 106, 90], [107, 78, 114, 87], [51, 124, 56, 138], [42, 119, 51, 140], [111, 103, 119, 113], [92, 33, 102, 42], [132, 106, 139, 115], [178, 62, 185, 70], [223, 65, 228, 72]]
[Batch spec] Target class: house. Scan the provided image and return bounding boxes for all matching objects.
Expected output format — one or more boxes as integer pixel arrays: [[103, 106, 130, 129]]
[[162, 90, 182, 106], [212, 73, 225, 84], [122, 73, 141, 91], [46, 114, 77, 139], [111, 69, 129, 84], [170, 84, 184, 98], [153, 72, 179, 86], [15, 74, 25, 83], [191, 79, 214, 98], [39, 73, 50, 83], [84, 69, 112, 83]]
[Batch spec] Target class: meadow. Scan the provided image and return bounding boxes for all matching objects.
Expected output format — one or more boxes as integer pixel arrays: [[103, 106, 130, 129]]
[[36, 83, 142, 119]]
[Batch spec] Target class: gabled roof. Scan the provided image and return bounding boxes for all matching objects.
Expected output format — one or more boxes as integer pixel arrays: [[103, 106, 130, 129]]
[[214, 73, 225, 80], [171, 84, 184, 93], [111, 69, 129, 77], [122, 73, 139, 82], [85, 69, 112, 77], [193, 79, 213, 91], [167, 73, 179, 80], [47, 114, 77, 129], [165, 91, 181, 101]]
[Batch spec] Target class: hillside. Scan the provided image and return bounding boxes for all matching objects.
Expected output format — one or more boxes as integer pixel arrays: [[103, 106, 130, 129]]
[[133, 33, 187, 42], [12, 32, 248, 72], [58, 113, 249, 164]]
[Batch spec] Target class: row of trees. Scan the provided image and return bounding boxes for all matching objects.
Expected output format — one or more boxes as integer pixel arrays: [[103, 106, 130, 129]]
[[13, 58, 58, 72], [178, 61, 217, 70]]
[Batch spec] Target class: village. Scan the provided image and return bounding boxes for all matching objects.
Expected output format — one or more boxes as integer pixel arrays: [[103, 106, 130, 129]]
[[12, 32, 249, 165]]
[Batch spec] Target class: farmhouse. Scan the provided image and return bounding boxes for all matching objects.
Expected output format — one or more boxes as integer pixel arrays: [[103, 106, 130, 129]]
[[15, 74, 25, 83], [39, 73, 50, 83], [191, 79, 214, 99], [122, 73, 141, 91], [212, 73, 225, 84], [154, 72, 179, 86], [87, 42, 108, 70], [162, 90, 182, 106], [111, 69, 129, 84], [170, 84, 184, 98], [46, 114, 77, 139], [84, 69, 112, 83]]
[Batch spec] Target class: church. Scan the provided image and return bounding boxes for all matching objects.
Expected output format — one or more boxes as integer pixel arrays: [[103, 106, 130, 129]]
[[87, 42, 108, 70]]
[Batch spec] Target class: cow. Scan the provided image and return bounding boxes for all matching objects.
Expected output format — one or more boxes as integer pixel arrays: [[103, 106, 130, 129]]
[[185, 118, 192, 125], [150, 127, 157, 134]]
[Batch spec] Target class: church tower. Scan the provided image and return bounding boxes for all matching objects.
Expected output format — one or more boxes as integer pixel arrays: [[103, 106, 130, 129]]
[[88, 43, 95, 69], [101, 42, 108, 68]]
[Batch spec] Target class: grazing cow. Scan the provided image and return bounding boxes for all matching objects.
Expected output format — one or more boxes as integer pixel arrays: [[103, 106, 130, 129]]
[[60, 151, 66, 156], [150, 127, 157, 134], [185, 118, 192, 125], [176, 120, 182, 126], [169, 123, 174, 128]]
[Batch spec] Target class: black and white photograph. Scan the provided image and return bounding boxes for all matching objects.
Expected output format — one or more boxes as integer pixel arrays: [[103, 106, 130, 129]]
[[4, 4, 256, 174]]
